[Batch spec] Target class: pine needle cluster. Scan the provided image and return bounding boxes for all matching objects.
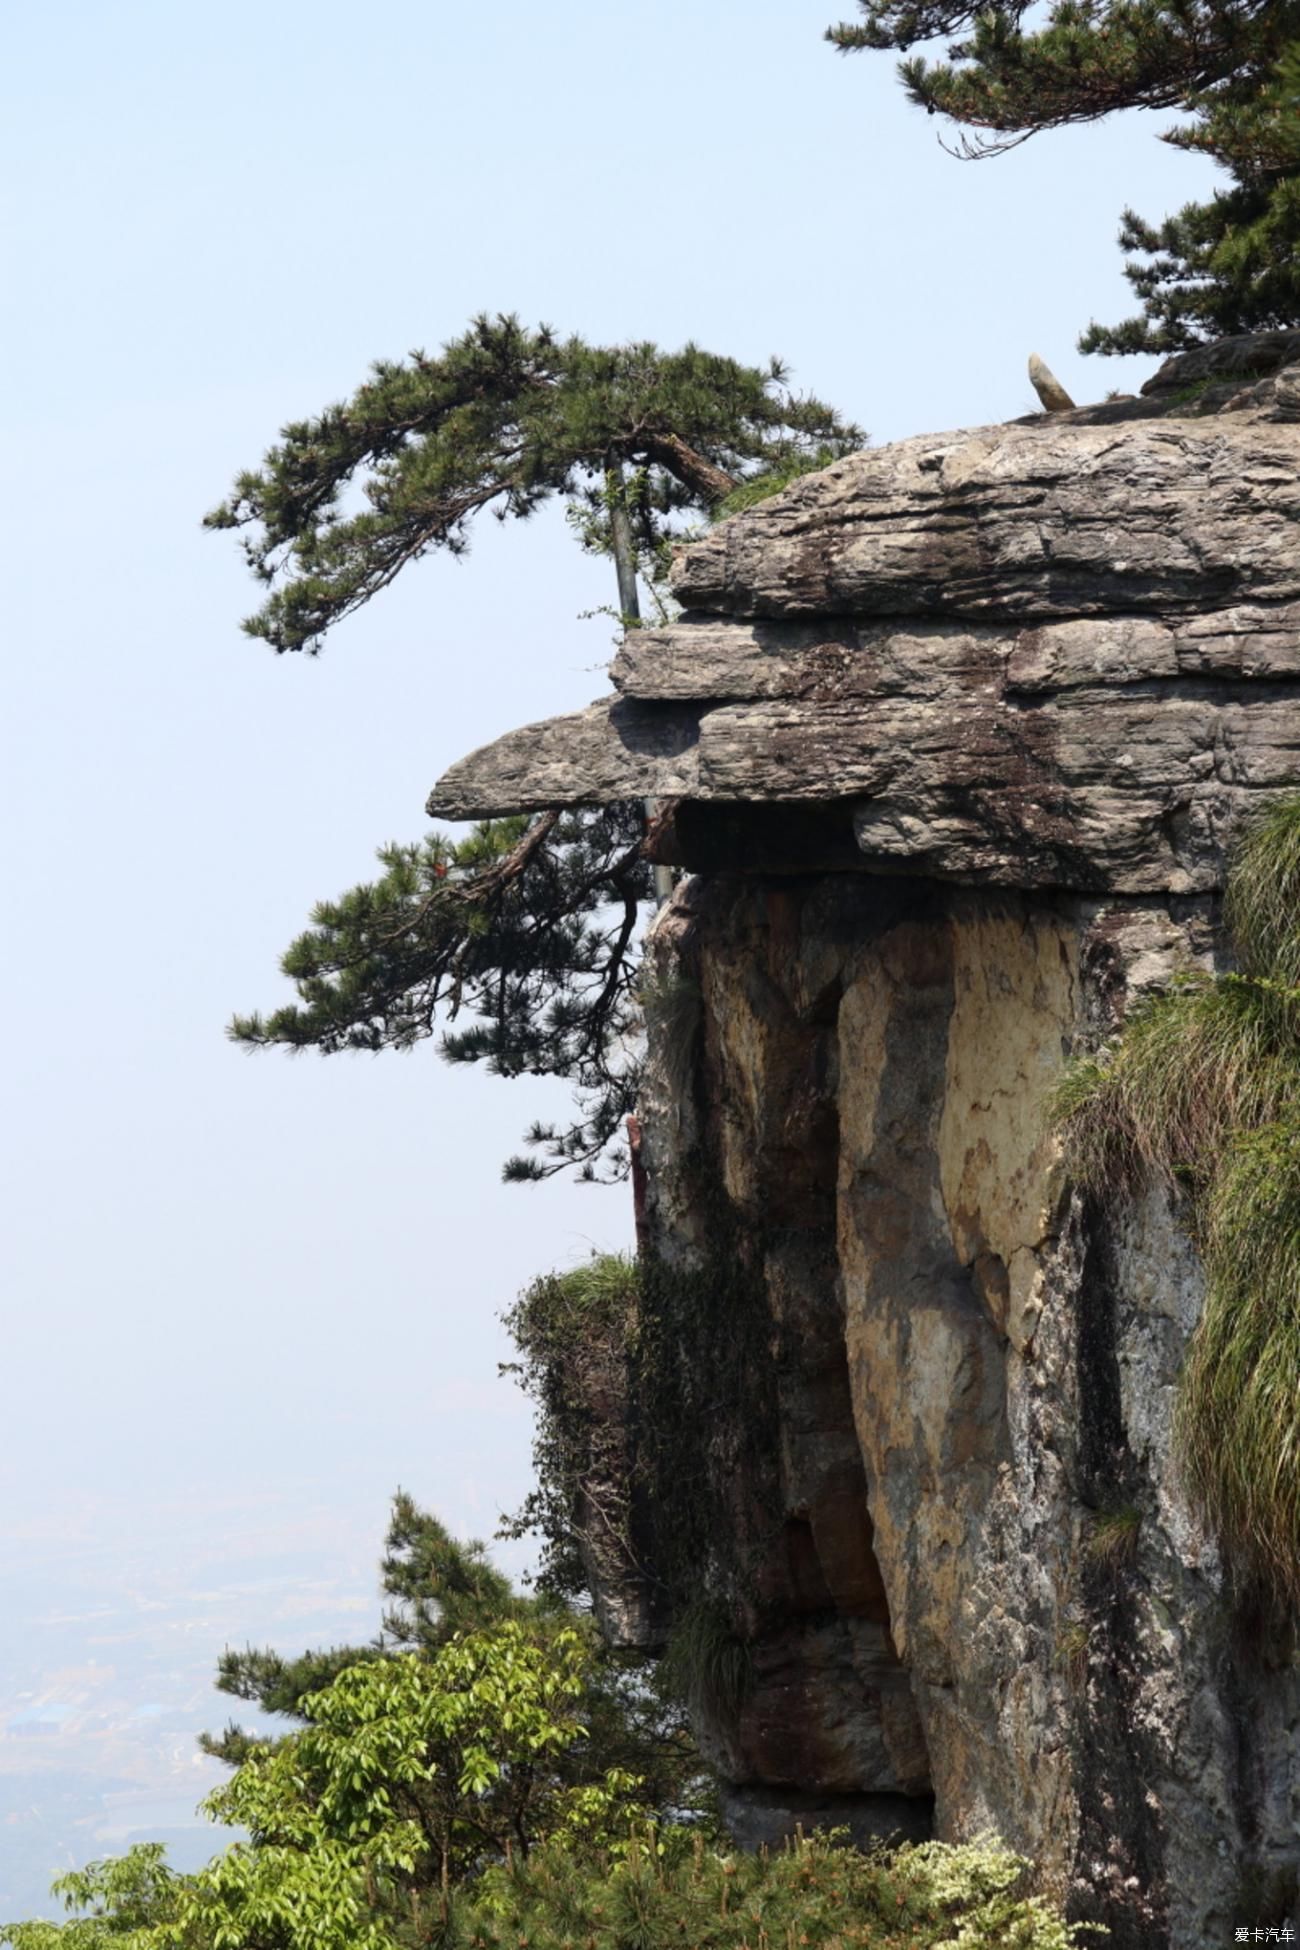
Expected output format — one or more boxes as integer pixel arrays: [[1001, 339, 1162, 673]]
[[1052, 795, 1300, 1601], [826, 1, 1300, 352], [229, 806, 651, 1181], [453, 1829, 1091, 1950]]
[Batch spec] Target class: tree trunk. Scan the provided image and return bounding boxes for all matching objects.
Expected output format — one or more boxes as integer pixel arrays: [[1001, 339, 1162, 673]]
[[606, 461, 674, 909]]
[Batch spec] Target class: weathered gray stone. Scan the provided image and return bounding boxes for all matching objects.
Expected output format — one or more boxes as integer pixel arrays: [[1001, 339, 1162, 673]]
[[429, 696, 701, 822], [670, 416, 1300, 622], [1141, 329, 1300, 396], [431, 662, 1300, 893], [428, 383, 1300, 898]]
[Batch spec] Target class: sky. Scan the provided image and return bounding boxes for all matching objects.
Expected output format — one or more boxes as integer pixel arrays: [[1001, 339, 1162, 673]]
[[0, 0, 1220, 1913]]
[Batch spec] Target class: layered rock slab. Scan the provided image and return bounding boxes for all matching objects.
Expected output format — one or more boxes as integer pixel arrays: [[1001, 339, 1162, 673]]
[[430, 386, 1300, 895]]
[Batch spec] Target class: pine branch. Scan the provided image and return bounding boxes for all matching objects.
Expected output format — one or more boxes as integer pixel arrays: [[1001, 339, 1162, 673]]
[[209, 317, 861, 655]]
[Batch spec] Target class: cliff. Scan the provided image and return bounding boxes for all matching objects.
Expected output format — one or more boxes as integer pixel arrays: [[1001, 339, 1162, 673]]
[[430, 331, 1300, 1947]]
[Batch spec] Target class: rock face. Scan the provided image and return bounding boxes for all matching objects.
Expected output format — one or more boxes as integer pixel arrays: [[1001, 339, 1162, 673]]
[[430, 339, 1300, 1947]]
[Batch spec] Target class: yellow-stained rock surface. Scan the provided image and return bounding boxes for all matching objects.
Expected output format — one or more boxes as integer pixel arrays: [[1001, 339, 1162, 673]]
[[631, 872, 1300, 1949], [938, 910, 1075, 1353]]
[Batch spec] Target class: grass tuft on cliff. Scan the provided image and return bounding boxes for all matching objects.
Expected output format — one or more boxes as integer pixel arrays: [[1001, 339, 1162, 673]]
[[1052, 795, 1300, 1602], [660, 1598, 754, 1730]]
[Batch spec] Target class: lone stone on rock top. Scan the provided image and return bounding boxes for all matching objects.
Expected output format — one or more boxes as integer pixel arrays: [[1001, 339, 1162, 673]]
[[1028, 352, 1077, 414]]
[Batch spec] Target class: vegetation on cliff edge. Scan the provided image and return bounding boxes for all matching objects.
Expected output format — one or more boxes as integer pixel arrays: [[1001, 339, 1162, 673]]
[[1053, 794, 1300, 1602]]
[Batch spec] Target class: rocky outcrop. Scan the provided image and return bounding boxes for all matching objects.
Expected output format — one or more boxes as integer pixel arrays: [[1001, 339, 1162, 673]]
[[431, 337, 1300, 1947], [431, 389, 1300, 904]]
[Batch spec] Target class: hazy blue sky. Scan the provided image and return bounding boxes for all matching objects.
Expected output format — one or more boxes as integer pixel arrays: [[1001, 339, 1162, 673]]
[[1, 0, 1217, 1905]]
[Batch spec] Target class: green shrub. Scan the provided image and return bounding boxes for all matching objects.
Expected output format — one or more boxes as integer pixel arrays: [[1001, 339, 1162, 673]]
[[506, 1214, 782, 1639], [2, 1830, 1098, 1950], [502, 1253, 641, 1602]]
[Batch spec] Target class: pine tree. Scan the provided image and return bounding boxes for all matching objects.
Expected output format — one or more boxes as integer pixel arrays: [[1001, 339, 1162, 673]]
[[218, 316, 861, 1179], [826, 1, 1300, 353], [207, 313, 858, 655]]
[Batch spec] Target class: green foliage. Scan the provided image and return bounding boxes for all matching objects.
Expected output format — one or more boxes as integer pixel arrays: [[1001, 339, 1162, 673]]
[[1223, 793, 1300, 988], [217, 318, 862, 1181], [1053, 794, 1300, 1600], [0, 1499, 1080, 1949], [502, 1255, 642, 1602], [0, 1846, 188, 1948], [1047, 972, 1300, 1193], [507, 1229, 780, 1629], [1178, 1120, 1300, 1604], [206, 1622, 616, 1874], [207, 1491, 711, 1849], [826, 2, 1300, 352], [505, 1218, 782, 1738], [826, 1, 1287, 138], [1080, 35, 1300, 354], [501, 1257, 716, 1826], [1, 1625, 649, 1950], [202, 1492, 524, 1764], [230, 805, 651, 1181], [3, 1829, 1093, 1950], [208, 315, 861, 656], [450, 1827, 1092, 1950], [713, 447, 850, 518]]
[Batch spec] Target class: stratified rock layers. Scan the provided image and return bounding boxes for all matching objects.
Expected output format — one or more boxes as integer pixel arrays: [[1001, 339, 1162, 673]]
[[429, 346, 1300, 1947]]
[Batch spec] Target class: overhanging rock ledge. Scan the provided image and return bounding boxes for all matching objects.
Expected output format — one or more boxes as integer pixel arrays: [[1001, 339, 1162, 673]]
[[429, 340, 1300, 896]]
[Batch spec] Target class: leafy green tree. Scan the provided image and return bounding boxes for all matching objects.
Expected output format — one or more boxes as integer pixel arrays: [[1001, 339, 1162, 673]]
[[827, 1, 1300, 352], [203, 1493, 707, 1833], [203, 1491, 524, 1763], [0, 1846, 190, 1950], [217, 315, 861, 1180], [188, 1622, 638, 1942], [2, 1624, 642, 1950]]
